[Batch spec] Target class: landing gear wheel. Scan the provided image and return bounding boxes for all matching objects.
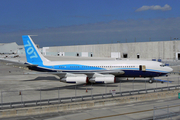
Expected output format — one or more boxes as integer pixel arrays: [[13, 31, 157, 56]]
[[149, 79, 154, 83]]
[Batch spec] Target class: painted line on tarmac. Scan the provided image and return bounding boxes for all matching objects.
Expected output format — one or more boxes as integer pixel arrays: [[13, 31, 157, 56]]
[[85, 104, 180, 120]]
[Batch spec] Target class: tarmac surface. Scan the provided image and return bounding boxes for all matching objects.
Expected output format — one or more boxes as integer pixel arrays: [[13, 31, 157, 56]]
[[0, 55, 179, 119]]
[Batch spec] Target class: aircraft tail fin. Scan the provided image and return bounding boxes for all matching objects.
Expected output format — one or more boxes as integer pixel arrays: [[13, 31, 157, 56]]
[[22, 35, 49, 64]]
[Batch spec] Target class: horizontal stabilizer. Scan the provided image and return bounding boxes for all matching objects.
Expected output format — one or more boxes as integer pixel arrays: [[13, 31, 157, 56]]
[[0, 58, 27, 67], [26, 64, 38, 67]]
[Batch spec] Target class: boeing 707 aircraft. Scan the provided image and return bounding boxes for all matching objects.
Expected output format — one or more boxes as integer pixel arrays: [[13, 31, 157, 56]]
[[21, 35, 173, 84]]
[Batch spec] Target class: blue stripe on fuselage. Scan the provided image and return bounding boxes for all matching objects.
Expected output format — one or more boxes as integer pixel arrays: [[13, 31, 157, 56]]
[[38, 64, 106, 71]]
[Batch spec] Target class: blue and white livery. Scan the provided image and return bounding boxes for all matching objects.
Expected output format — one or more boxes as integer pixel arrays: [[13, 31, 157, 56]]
[[22, 35, 173, 84]]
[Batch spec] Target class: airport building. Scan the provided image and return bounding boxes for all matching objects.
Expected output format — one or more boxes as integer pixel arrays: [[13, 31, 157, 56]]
[[1, 40, 180, 60], [0, 43, 36, 55], [44, 40, 180, 60], [0, 42, 19, 54]]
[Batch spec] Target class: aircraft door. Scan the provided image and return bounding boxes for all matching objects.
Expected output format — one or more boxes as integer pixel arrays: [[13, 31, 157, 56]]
[[139, 65, 146, 71]]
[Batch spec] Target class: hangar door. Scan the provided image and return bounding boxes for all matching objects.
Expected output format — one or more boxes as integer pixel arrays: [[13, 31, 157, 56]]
[[139, 65, 146, 71], [81, 52, 88, 57], [111, 52, 121, 58]]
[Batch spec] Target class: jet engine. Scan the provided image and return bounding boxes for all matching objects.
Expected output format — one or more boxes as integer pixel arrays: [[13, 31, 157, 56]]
[[89, 75, 115, 84], [60, 76, 88, 84]]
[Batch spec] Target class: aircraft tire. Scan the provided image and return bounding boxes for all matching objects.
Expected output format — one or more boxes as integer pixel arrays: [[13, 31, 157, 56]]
[[149, 79, 153, 83]]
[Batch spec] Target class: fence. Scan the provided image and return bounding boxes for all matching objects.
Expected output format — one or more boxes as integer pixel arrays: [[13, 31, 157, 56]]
[[0, 77, 180, 109]]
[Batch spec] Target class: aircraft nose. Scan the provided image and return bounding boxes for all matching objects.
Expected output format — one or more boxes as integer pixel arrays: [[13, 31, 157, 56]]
[[168, 67, 173, 73]]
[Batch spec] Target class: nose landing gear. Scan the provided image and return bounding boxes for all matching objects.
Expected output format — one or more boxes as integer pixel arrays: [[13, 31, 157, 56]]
[[149, 78, 154, 83]]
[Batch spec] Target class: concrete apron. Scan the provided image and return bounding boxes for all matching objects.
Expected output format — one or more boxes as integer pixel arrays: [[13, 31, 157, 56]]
[[0, 89, 179, 118]]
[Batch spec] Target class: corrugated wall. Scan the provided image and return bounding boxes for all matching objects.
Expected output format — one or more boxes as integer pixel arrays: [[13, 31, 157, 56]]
[[45, 40, 180, 60]]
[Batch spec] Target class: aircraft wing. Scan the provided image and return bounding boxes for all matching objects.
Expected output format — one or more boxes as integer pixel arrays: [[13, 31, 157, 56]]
[[0, 58, 125, 78], [23, 69, 124, 84], [68, 69, 124, 76], [24, 69, 124, 77]]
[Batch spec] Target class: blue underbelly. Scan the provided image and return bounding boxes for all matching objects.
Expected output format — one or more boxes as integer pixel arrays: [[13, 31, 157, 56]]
[[117, 70, 166, 77]]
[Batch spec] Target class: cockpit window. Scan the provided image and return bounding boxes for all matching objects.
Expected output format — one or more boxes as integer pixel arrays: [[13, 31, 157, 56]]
[[160, 64, 166, 67]]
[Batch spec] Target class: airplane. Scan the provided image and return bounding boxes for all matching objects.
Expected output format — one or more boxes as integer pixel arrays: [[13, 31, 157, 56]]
[[21, 35, 173, 84]]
